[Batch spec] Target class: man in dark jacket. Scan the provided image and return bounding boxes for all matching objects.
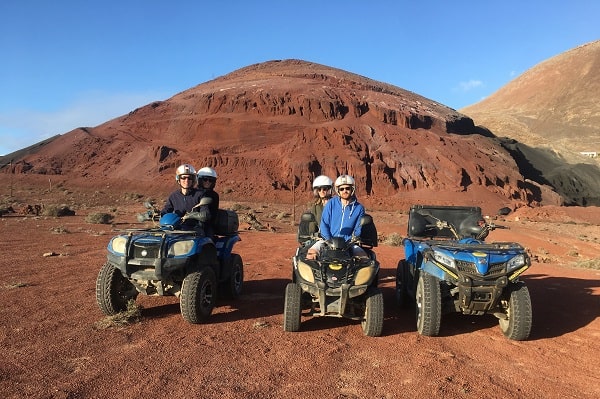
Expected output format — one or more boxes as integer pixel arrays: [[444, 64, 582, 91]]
[[161, 164, 210, 229]]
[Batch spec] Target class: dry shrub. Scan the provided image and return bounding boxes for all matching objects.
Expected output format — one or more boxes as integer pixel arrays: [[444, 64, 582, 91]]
[[94, 300, 142, 329], [574, 258, 600, 270], [43, 205, 75, 217], [86, 213, 114, 224], [383, 232, 403, 246]]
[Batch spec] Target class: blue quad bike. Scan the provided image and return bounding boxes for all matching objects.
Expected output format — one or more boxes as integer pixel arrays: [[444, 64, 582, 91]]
[[96, 200, 243, 324], [283, 212, 384, 337], [396, 205, 533, 340]]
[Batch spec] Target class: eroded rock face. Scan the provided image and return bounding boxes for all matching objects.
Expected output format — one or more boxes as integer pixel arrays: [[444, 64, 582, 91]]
[[10, 59, 552, 208]]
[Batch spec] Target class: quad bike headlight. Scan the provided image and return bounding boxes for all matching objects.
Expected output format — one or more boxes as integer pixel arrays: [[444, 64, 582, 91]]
[[432, 250, 456, 270], [354, 265, 376, 286], [110, 236, 128, 255], [297, 260, 315, 283], [168, 240, 195, 257], [506, 254, 527, 272]]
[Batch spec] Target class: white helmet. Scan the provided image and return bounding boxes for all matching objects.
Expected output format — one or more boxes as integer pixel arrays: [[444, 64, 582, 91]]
[[312, 175, 333, 198], [334, 174, 356, 195], [312, 175, 333, 189], [176, 164, 197, 182], [197, 167, 217, 188], [197, 167, 218, 180]]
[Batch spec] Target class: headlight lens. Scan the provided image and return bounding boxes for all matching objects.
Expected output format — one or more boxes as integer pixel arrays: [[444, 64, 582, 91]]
[[297, 261, 315, 283], [433, 251, 456, 270], [355, 266, 375, 285], [168, 240, 195, 256], [110, 237, 127, 254], [506, 254, 526, 272]]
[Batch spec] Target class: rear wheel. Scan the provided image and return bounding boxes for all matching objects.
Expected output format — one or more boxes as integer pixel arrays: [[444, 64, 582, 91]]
[[223, 254, 244, 299], [180, 267, 217, 324], [499, 284, 532, 340], [395, 260, 411, 308], [415, 272, 441, 336], [283, 283, 302, 332], [95, 262, 137, 315], [361, 287, 384, 337]]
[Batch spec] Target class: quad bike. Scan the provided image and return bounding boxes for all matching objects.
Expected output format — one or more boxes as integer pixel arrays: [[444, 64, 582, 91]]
[[284, 212, 384, 337], [396, 205, 532, 340], [96, 199, 243, 324]]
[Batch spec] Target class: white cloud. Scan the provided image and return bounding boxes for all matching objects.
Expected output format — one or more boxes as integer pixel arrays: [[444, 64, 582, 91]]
[[0, 91, 166, 156], [456, 79, 484, 92]]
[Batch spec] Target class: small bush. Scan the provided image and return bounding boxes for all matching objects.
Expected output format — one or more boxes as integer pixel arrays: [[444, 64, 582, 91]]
[[86, 213, 114, 224], [94, 300, 142, 329], [574, 258, 600, 270], [383, 233, 404, 246], [43, 205, 75, 217]]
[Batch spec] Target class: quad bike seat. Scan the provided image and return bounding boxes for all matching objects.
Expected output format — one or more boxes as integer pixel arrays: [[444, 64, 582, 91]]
[[359, 214, 378, 248], [408, 205, 483, 239], [297, 211, 319, 243]]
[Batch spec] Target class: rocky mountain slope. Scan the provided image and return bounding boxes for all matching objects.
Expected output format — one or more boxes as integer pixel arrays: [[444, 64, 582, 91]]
[[461, 40, 600, 205], [2, 53, 599, 209]]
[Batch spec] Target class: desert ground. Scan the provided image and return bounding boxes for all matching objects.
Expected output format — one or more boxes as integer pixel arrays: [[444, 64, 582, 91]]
[[1, 178, 599, 398]]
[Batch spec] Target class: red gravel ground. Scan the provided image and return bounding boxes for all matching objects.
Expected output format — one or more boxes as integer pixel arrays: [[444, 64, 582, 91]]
[[1, 183, 599, 398]]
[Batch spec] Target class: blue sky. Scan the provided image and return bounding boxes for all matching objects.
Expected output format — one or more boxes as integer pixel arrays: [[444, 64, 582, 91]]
[[1, 1, 598, 156]]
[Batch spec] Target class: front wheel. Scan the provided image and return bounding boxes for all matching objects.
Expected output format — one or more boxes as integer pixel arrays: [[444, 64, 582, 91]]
[[283, 283, 302, 332], [415, 272, 441, 336], [180, 267, 217, 324], [95, 262, 137, 315], [361, 287, 384, 337], [498, 284, 532, 340]]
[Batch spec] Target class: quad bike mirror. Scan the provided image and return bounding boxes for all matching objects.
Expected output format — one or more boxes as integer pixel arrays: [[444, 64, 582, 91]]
[[360, 214, 373, 226], [191, 197, 213, 211], [408, 212, 429, 237], [458, 214, 485, 238], [300, 212, 316, 222]]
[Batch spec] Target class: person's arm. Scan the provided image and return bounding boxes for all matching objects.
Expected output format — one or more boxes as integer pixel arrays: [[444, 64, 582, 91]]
[[320, 203, 332, 240]]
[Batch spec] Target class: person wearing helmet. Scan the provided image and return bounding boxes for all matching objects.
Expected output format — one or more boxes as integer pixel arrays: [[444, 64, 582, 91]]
[[309, 175, 333, 226], [197, 167, 220, 233], [306, 174, 367, 260], [161, 164, 209, 228]]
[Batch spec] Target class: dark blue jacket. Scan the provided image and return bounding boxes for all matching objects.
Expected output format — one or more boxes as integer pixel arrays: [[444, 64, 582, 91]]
[[161, 188, 206, 216]]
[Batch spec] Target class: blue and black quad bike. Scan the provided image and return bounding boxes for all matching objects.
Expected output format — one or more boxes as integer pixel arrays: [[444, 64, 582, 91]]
[[96, 199, 243, 324], [396, 205, 532, 340], [284, 212, 384, 337]]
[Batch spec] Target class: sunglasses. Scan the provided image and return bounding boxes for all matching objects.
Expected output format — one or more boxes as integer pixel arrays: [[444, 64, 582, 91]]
[[317, 186, 332, 191], [338, 186, 352, 192], [201, 177, 216, 182], [179, 176, 194, 181]]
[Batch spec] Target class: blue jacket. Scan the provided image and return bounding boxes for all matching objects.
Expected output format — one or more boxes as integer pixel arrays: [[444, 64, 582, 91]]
[[319, 196, 365, 241]]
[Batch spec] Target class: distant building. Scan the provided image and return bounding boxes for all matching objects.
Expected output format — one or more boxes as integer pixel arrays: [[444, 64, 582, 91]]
[[580, 151, 598, 158]]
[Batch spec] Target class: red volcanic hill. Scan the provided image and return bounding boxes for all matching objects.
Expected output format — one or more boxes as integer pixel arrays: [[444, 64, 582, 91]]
[[461, 40, 600, 206], [2, 59, 565, 212]]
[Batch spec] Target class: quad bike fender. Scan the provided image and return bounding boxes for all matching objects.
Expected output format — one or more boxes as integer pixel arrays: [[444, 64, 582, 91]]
[[420, 261, 452, 281], [214, 234, 241, 260]]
